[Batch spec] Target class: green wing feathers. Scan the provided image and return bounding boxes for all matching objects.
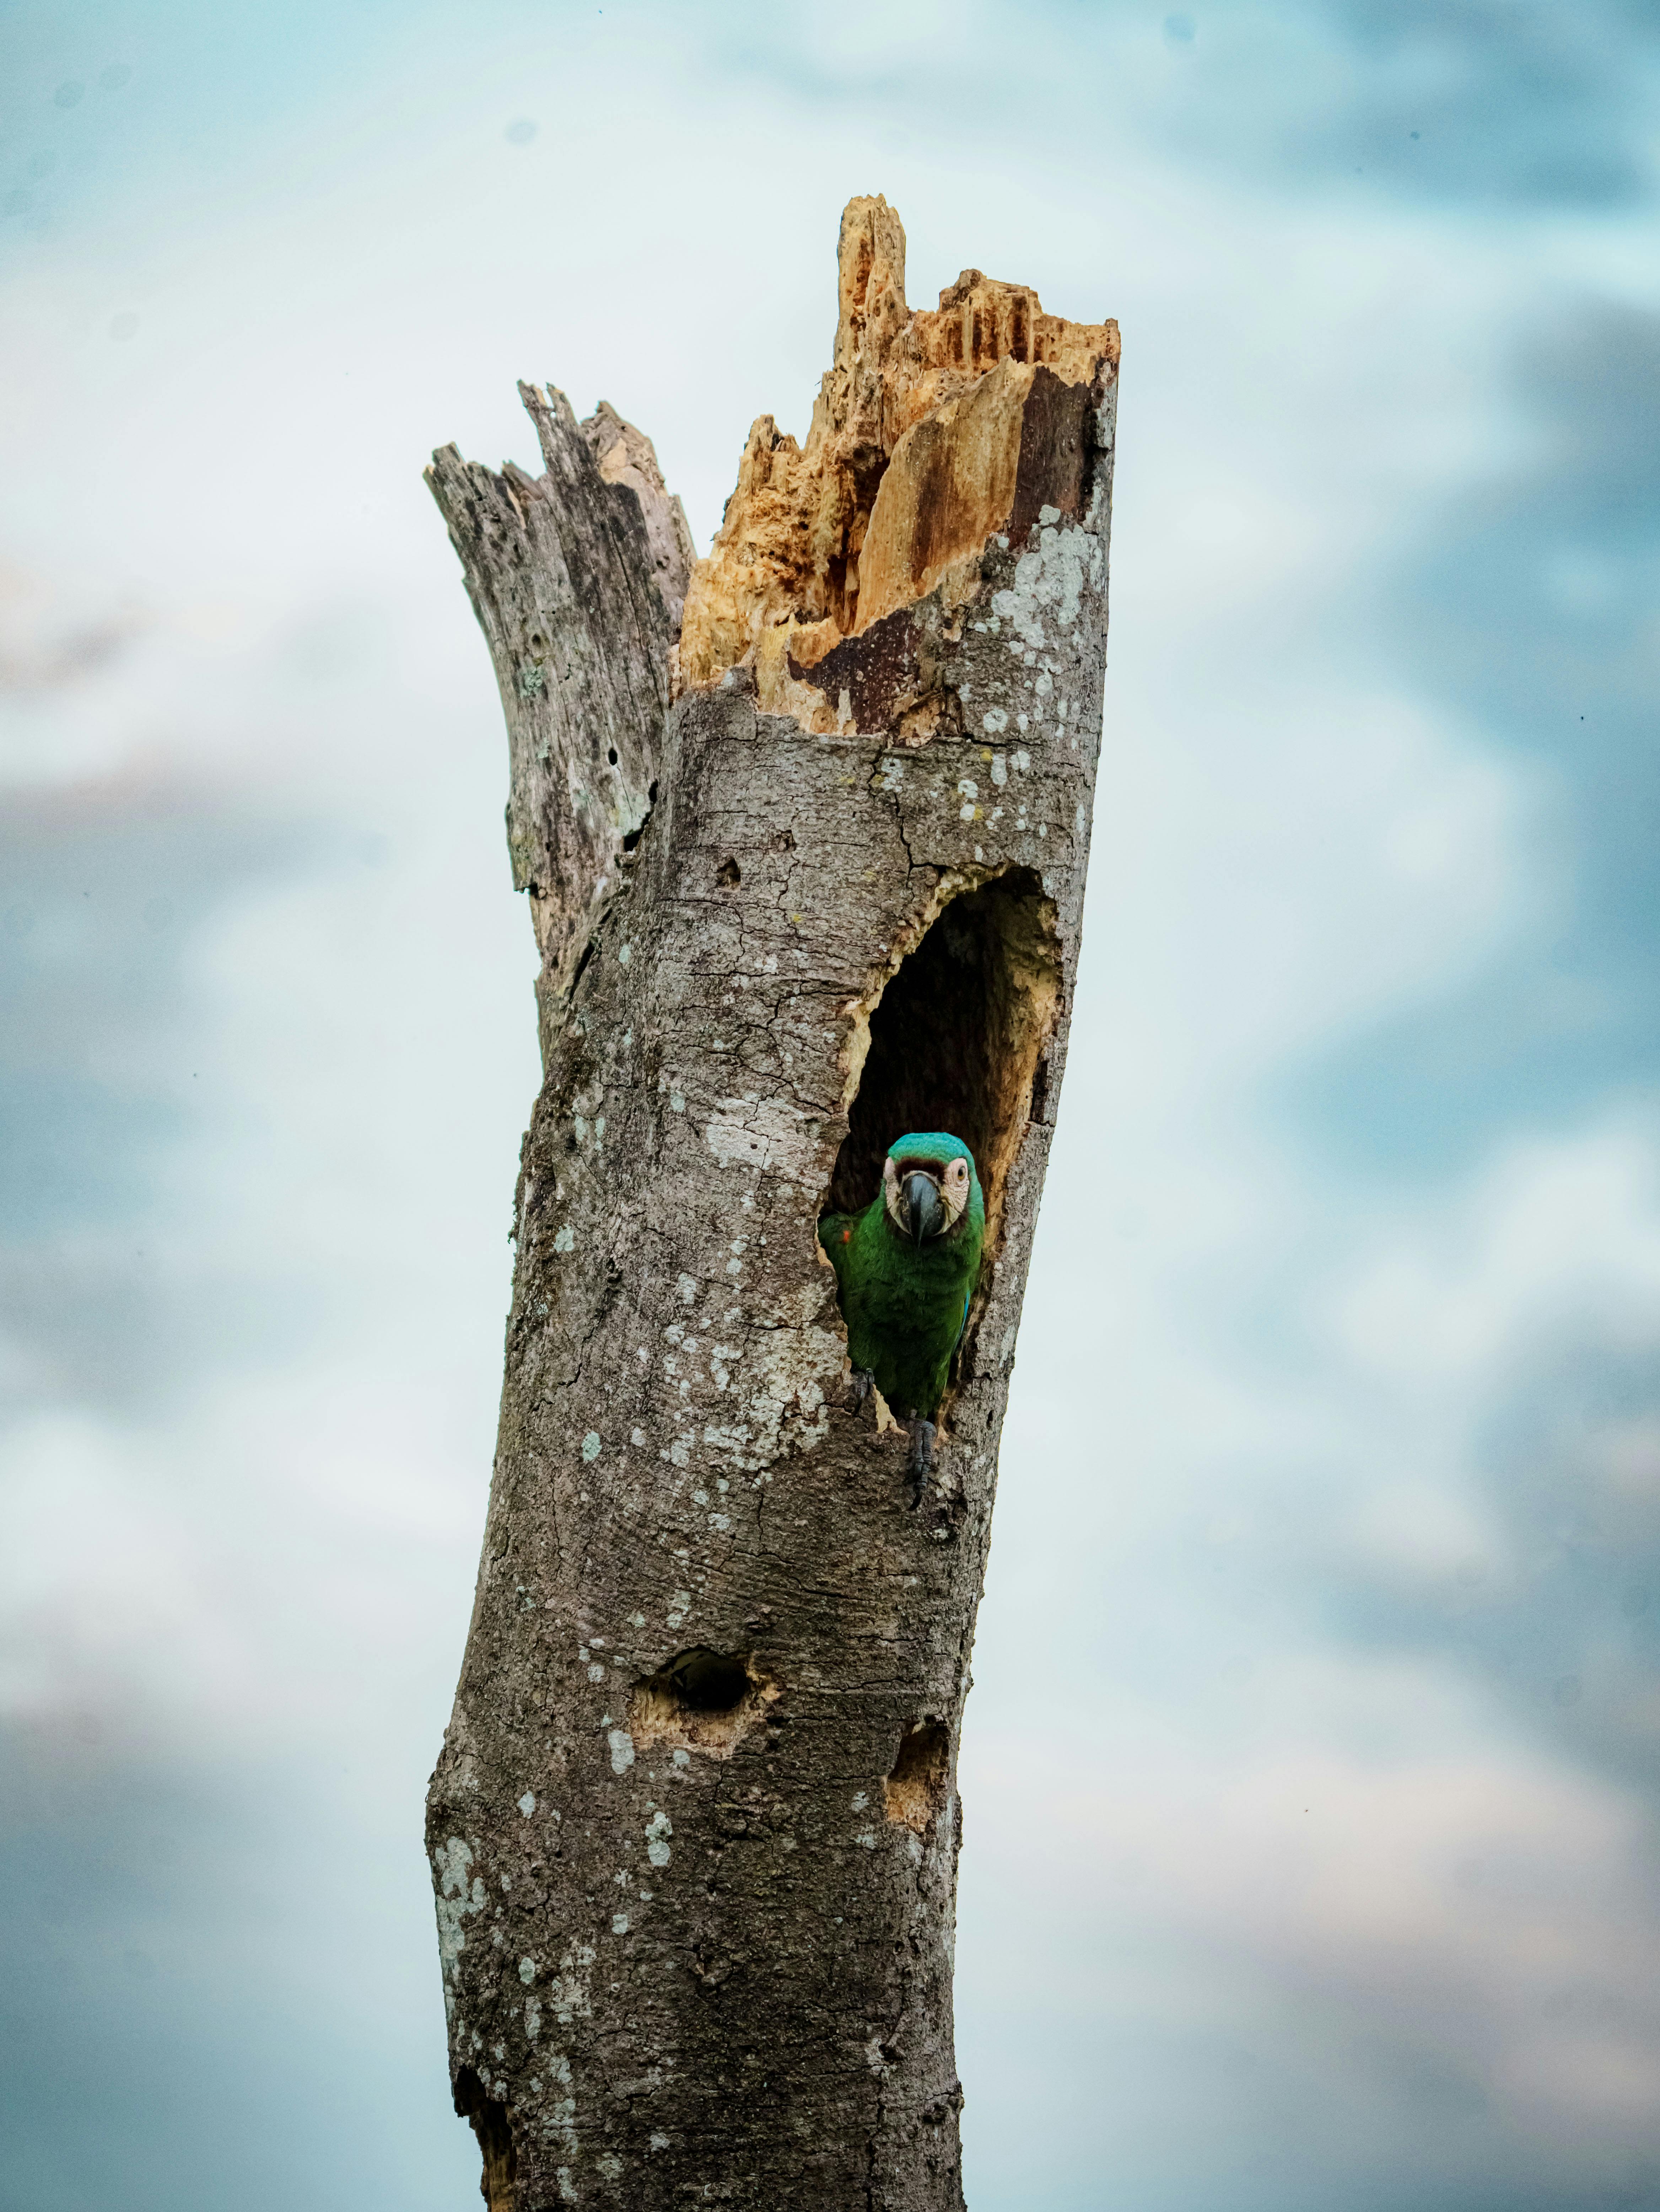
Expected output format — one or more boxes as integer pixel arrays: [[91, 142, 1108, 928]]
[[818, 1141, 985, 1420]]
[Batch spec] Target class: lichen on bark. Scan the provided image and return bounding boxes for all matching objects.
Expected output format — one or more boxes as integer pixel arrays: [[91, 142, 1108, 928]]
[[424, 194, 1118, 2211]]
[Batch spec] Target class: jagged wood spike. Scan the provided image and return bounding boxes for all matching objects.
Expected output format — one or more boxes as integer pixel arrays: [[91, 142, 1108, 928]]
[[425, 194, 1119, 2212], [426, 384, 694, 1043]]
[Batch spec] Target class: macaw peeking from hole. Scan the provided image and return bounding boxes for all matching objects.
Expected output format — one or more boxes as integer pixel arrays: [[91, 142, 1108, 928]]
[[819, 1131, 986, 1501]]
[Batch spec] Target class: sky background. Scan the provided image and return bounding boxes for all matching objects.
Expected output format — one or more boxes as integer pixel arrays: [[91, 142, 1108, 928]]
[[2, 2, 1659, 2207]]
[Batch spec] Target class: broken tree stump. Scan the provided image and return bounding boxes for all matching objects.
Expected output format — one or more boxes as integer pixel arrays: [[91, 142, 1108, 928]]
[[424, 194, 1119, 2211]]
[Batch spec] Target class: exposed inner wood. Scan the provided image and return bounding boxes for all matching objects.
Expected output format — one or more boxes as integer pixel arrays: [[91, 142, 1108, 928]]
[[883, 1719, 951, 1834], [678, 194, 1119, 730], [626, 1649, 781, 1761]]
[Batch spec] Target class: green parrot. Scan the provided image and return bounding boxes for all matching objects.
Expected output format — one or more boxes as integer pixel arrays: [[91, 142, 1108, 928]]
[[819, 1131, 986, 1498]]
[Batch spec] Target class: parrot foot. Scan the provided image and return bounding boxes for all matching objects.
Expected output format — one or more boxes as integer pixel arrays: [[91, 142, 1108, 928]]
[[905, 1418, 937, 1505], [846, 1367, 875, 1415]]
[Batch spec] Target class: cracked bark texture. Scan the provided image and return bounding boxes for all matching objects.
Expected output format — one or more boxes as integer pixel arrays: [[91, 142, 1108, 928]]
[[424, 196, 1118, 2212]]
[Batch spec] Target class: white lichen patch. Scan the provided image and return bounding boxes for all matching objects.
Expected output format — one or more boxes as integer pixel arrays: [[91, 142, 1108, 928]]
[[704, 1094, 820, 1178], [629, 1655, 780, 1766], [702, 1419, 751, 1455], [608, 1728, 636, 1775], [992, 519, 1101, 649], [645, 1809, 673, 1868], [432, 1837, 487, 2015], [553, 1224, 576, 1253], [518, 1790, 537, 1816], [731, 1322, 839, 1469], [550, 1942, 596, 2028]]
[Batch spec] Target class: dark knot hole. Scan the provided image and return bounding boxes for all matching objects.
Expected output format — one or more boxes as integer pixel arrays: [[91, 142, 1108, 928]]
[[648, 1645, 750, 1714]]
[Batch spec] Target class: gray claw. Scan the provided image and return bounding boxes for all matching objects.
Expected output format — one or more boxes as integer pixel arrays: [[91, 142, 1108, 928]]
[[847, 1367, 875, 1414]]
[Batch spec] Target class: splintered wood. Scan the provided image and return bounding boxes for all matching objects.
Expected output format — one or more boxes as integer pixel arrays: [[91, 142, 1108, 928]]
[[679, 194, 1118, 734]]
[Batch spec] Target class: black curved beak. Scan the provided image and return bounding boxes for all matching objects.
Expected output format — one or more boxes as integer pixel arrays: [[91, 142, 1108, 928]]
[[902, 1170, 943, 1245]]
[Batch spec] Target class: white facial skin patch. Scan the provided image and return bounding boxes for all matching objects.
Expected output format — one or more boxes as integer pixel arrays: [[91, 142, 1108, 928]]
[[883, 1151, 972, 1233]]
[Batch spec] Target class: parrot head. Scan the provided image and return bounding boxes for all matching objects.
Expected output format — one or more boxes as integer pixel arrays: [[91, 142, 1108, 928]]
[[881, 1132, 983, 1247]]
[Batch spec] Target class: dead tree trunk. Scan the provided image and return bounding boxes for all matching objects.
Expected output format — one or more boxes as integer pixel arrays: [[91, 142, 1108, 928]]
[[424, 196, 1118, 2212]]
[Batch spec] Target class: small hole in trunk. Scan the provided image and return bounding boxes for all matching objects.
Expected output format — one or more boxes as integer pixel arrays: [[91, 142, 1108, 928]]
[[884, 1718, 950, 1832], [454, 2066, 516, 2211], [652, 1645, 749, 1711], [629, 1648, 780, 1759]]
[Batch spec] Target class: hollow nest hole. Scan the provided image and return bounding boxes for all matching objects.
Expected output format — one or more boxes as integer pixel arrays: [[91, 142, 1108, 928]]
[[884, 1717, 952, 1834], [628, 1645, 779, 1761], [824, 866, 1061, 1294]]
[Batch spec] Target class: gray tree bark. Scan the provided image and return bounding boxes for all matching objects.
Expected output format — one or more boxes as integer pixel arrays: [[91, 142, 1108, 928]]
[[424, 197, 1118, 2212]]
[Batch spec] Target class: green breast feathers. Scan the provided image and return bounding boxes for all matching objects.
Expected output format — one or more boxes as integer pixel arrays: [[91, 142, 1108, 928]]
[[819, 1131, 985, 1498]]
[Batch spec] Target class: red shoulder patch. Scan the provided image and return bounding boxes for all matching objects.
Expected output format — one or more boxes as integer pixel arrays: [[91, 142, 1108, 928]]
[[841, 1228, 852, 1243]]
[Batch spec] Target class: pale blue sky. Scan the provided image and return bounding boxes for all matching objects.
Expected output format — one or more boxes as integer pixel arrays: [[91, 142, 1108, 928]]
[[3, 5, 1659, 2208]]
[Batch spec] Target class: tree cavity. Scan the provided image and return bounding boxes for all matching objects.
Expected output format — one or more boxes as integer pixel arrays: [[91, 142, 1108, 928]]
[[628, 1646, 778, 1761], [826, 867, 1061, 1269], [884, 1718, 951, 1833]]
